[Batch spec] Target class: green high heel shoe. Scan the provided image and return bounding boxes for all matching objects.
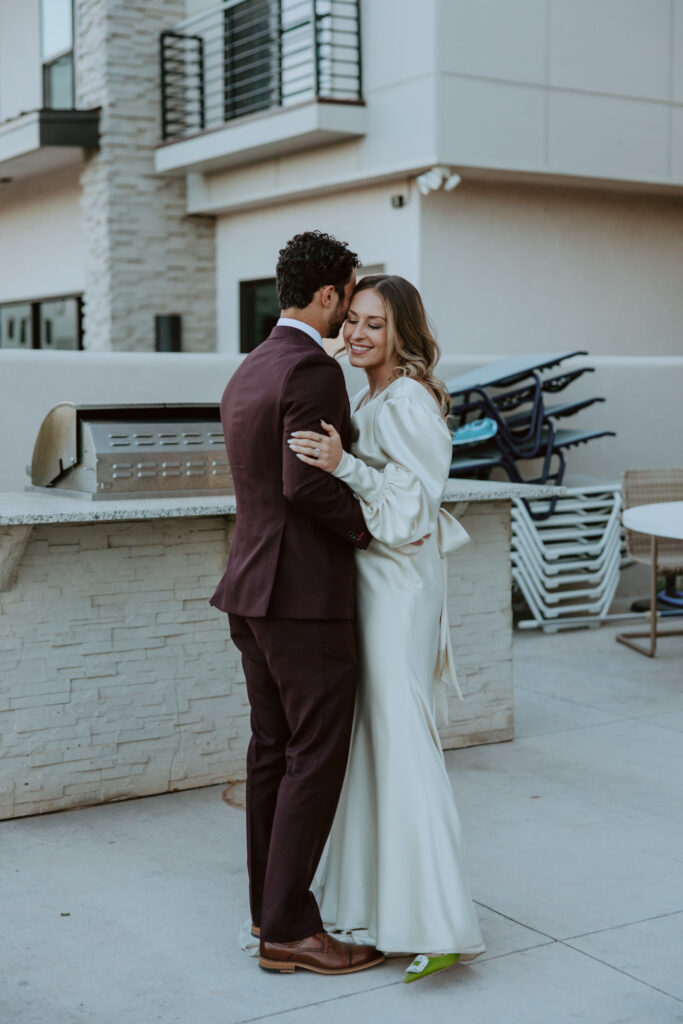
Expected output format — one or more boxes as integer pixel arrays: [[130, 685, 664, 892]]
[[404, 953, 460, 982]]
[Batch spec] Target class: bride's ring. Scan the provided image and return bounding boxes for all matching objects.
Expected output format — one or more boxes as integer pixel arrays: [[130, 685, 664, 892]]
[[314, 447, 320, 458]]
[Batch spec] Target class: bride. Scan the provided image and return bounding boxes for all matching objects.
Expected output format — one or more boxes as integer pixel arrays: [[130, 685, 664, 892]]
[[287, 275, 485, 982]]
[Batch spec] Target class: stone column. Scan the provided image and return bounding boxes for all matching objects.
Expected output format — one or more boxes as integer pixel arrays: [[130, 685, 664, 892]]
[[75, 0, 217, 352]]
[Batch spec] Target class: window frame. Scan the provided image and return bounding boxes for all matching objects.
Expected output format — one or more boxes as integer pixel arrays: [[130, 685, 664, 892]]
[[239, 276, 280, 353], [0, 295, 83, 351], [40, 0, 76, 110]]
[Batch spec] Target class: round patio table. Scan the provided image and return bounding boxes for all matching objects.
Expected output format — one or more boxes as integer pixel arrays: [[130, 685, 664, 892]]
[[617, 501, 683, 657]]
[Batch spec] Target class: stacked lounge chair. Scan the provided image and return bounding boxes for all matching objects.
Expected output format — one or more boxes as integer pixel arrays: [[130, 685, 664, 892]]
[[511, 477, 627, 631], [448, 354, 623, 629], [448, 351, 615, 520]]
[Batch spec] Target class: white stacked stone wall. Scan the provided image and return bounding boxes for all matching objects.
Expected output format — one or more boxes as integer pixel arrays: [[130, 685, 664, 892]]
[[76, 0, 217, 352], [0, 502, 512, 820], [0, 516, 244, 820]]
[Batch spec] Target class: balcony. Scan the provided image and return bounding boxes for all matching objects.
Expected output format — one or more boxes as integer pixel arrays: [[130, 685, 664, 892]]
[[0, 108, 99, 182], [154, 0, 366, 176]]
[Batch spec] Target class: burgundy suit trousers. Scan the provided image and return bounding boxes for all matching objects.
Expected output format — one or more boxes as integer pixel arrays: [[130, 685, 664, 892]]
[[228, 613, 357, 943]]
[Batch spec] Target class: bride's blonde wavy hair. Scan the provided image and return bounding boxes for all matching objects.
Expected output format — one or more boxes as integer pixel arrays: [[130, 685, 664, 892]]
[[352, 275, 451, 417]]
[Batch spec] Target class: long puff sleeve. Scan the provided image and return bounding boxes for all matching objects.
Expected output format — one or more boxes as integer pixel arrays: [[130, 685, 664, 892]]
[[332, 388, 452, 547]]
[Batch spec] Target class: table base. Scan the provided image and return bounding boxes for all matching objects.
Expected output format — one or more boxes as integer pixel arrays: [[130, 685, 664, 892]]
[[616, 535, 683, 657]]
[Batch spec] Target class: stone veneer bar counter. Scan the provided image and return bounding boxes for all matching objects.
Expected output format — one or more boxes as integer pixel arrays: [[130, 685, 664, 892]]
[[0, 481, 561, 819]]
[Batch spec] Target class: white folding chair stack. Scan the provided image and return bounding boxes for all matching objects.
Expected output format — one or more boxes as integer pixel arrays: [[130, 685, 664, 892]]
[[511, 477, 628, 631]]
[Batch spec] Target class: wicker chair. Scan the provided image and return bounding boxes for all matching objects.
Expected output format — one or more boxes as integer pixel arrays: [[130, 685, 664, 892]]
[[617, 468, 683, 656]]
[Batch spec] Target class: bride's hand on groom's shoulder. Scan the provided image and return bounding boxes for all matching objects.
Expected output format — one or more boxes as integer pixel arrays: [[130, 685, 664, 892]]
[[287, 420, 343, 473]]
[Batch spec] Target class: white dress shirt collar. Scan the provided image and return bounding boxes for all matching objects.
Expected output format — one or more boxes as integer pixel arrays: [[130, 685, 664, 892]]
[[277, 317, 323, 348]]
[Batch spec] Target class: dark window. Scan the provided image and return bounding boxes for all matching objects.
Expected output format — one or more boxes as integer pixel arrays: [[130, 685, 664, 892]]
[[240, 278, 279, 353], [0, 304, 33, 349], [0, 296, 82, 350], [39, 298, 81, 349], [41, 0, 74, 109], [223, 0, 279, 121]]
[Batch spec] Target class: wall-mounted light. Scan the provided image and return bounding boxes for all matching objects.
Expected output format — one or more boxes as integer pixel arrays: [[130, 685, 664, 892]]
[[416, 166, 462, 195]]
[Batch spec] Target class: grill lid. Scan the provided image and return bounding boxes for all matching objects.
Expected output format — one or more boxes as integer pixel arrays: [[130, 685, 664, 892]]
[[29, 403, 231, 499], [31, 402, 78, 488]]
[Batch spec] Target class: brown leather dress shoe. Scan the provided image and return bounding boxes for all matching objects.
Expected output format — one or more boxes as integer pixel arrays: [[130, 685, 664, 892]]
[[259, 931, 384, 975]]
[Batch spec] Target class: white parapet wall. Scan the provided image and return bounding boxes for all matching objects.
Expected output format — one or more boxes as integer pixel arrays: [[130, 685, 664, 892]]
[[1, 349, 682, 494]]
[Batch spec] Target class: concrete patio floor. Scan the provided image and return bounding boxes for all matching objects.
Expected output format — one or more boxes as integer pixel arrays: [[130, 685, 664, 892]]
[[3, 622, 683, 1024]]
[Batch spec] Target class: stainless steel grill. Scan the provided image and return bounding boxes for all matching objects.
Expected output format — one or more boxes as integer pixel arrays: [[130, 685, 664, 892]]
[[29, 403, 232, 499]]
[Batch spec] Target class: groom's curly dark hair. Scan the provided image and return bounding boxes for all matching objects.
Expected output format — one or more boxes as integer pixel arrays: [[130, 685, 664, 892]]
[[276, 230, 361, 309]]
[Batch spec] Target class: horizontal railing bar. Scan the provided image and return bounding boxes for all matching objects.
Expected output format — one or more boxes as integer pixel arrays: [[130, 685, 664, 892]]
[[161, 0, 361, 142], [316, 14, 358, 24], [279, 55, 315, 72], [223, 75, 279, 98], [193, 79, 358, 100], [280, 43, 315, 61], [281, 18, 312, 34], [222, 25, 278, 48], [281, 73, 316, 88], [173, 0, 272, 33], [224, 82, 280, 104], [198, 40, 282, 64], [196, 54, 282, 76]]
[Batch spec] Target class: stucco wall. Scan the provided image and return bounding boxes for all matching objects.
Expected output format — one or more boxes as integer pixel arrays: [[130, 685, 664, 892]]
[[1, 349, 681, 501], [0, 166, 85, 304], [0, 0, 41, 123], [420, 181, 683, 359], [214, 181, 420, 353], [437, 0, 683, 188]]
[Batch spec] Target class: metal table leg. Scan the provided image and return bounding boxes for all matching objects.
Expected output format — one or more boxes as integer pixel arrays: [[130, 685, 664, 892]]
[[616, 535, 683, 657]]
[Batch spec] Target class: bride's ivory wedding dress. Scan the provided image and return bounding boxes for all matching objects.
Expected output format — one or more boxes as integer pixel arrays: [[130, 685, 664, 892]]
[[315, 376, 486, 957]]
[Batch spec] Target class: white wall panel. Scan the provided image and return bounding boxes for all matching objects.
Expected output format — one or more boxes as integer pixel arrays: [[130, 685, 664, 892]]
[[420, 182, 683, 361], [672, 106, 683, 182], [439, 0, 547, 84], [548, 91, 671, 182], [440, 76, 546, 170], [0, 167, 84, 304], [361, 0, 437, 93], [0, 0, 41, 122], [673, 0, 683, 103], [549, 0, 672, 101]]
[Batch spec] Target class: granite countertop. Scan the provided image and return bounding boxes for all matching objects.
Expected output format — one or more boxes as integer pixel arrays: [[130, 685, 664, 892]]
[[0, 481, 564, 526]]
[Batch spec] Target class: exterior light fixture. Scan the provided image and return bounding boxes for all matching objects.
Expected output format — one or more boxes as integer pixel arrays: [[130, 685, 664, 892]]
[[416, 166, 462, 195]]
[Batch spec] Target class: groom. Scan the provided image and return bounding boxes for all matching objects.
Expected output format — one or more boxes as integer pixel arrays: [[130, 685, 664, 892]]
[[210, 232, 383, 974]]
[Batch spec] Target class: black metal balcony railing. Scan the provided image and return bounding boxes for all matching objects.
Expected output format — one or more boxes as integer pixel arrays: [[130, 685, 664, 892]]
[[160, 0, 362, 142]]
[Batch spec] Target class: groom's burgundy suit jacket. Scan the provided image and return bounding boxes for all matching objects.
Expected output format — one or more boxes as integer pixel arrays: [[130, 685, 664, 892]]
[[210, 325, 371, 620]]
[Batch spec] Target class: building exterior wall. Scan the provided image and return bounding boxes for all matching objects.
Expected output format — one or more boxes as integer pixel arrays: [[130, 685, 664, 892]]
[[0, 0, 41, 123], [76, 0, 217, 352], [419, 181, 683, 359], [0, 166, 85, 304], [437, 0, 682, 188], [184, 0, 683, 220], [214, 180, 421, 351]]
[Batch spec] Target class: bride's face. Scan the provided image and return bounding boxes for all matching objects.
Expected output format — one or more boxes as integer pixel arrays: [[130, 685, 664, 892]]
[[343, 289, 392, 370]]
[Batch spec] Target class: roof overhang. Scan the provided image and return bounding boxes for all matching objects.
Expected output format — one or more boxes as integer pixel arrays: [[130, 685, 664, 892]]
[[154, 99, 366, 176], [0, 108, 100, 182]]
